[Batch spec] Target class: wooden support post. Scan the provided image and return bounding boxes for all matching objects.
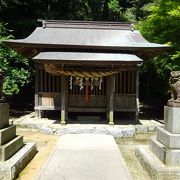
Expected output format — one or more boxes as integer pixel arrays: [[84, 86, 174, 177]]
[[34, 63, 40, 118], [107, 76, 114, 125], [65, 76, 69, 120], [61, 75, 66, 125], [135, 68, 139, 122]]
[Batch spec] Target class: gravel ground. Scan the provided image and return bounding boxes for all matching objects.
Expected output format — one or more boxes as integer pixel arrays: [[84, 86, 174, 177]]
[[15, 127, 154, 180], [116, 133, 155, 180], [16, 127, 59, 180]]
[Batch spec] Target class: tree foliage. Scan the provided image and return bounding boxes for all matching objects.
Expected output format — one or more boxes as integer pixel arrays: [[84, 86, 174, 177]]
[[138, 0, 180, 105], [0, 0, 179, 107], [0, 22, 33, 96]]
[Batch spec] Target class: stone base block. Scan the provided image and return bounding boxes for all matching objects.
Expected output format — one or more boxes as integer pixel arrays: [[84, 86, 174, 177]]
[[0, 103, 9, 129], [150, 137, 180, 166], [135, 145, 180, 180], [0, 136, 23, 161], [157, 127, 180, 148], [164, 106, 180, 134], [0, 142, 37, 180], [0, 125, 16, 145]]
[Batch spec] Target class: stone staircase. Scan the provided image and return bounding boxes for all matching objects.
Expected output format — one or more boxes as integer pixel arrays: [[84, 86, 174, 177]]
[[0, 103, 37, 180]]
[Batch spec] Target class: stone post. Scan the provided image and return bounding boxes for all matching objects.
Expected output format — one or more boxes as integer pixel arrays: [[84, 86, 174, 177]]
[[0, 69, 4, 101]]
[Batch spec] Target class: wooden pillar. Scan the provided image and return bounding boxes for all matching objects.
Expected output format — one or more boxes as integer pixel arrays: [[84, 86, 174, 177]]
[[136, 68, 140, 122], [61, 75, 66, 125], [65, 76, 69, 120], [107, 76, 114, 125], [34, 63, 41, 118]]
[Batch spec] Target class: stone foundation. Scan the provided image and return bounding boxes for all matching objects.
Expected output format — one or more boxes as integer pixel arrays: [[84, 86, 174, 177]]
[[136, 146, 180, 180]]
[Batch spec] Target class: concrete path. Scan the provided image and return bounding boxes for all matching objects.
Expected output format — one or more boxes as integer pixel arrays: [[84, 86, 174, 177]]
[[37, 134, 132, 180]]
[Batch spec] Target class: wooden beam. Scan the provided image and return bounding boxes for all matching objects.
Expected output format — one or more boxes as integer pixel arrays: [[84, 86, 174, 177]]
[[65, 76, 69, 120], [61, 75, 66, 125], [68, 108, 106, 112]]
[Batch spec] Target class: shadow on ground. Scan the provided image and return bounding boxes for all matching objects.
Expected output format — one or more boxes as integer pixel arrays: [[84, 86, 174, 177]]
[[42, 111, 142, 125]]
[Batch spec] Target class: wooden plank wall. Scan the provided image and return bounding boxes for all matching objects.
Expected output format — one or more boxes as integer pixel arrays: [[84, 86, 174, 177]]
[[36, 68, 137, 111], [115, 70, 136, 94], [37, 69, 136, 95], [38, 68, 61, 93]]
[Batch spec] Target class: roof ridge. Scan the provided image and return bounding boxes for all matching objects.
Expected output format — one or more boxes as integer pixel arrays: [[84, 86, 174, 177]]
[[38, 20, 134, 31]]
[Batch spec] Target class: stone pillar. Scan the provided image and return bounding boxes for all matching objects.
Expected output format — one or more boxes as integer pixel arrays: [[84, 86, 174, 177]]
[[61, 75, 66, 125], [107, 76, 114, 125], [0, 103, 9, 129], [0, 69, 3, 100]]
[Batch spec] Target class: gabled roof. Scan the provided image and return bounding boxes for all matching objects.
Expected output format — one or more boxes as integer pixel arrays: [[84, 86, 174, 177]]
[[3, 20, 170, 59]]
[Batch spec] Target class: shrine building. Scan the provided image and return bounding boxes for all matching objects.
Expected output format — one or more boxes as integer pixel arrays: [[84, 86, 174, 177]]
[[4, 20, 169, 125]]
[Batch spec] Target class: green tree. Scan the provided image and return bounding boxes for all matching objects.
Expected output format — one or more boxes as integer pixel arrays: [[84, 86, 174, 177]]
[[138, 0, 180, 105], [108, 0, 121, 20], [0, 22, 33, 96]]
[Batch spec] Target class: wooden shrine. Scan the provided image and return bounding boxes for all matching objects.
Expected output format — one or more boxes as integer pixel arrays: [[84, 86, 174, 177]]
[[4, 20, 170, 125]]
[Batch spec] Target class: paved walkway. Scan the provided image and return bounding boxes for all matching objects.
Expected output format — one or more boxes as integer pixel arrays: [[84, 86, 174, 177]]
[[36, 134, 132, 180]]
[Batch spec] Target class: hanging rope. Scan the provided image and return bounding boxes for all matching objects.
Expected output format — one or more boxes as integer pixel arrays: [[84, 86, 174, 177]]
[[85, 78, 89, 104], [44, 64, 119, 78], [44, 64, 119, 105]]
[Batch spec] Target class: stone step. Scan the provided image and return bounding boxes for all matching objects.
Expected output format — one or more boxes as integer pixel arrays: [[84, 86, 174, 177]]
[[0, 135, 24, 161], [0, 103, 9, 129], [0, 125, 16, 145], [150, 137, 180, 166], [157, 127, 180, 149], [0, 142, 37, 180]]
